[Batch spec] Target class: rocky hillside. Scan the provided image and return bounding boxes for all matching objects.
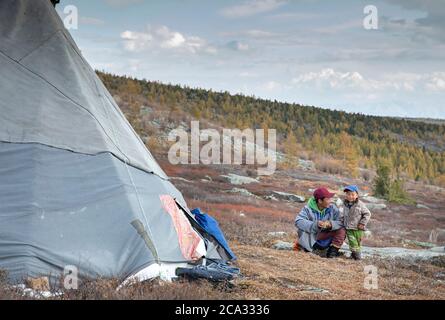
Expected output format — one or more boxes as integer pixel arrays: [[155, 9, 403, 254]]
[[98, 72, 445, 186], [4, 72, 444, 300]]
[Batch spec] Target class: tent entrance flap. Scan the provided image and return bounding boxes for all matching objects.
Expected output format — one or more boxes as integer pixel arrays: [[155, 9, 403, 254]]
[[160, 195, 205, 261]]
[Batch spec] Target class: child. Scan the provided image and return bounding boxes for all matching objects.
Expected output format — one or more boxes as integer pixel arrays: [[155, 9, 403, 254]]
[[341, 185, 371, 260]]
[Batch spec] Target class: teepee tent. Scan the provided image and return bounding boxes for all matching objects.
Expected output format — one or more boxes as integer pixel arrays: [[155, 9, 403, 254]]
[[0, 0, 231, 285]]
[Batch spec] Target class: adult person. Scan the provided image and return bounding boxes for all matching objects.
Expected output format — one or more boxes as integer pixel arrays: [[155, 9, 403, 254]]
[[295, 187, 346, 258]]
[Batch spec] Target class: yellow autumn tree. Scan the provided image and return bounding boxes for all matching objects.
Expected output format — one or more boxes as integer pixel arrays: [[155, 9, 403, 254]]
[[283, 131, 299, 168], [338, 132, 359, 178]]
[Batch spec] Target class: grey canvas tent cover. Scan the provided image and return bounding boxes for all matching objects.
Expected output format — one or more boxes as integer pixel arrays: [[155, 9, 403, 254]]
[[0, 0, 231, 284]]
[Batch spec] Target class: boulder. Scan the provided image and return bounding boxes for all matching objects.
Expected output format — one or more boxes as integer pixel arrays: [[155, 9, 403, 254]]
[[403, 239, 435, 248], [264, 195, 279, 201], [271, 191, 305, 203], [335, 198, 343, 207], [272, 241, 294, 251], [365, 203, 387, 211], [220, 174, 259, 185], [362, 196, 386, 204], [361, 196, 387, 210], [340, 244, 445, 261], [298, 159, 315, 171], [227, 188, 259, 199]]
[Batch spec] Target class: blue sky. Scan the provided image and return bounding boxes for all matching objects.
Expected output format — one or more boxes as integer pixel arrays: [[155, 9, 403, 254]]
[[58, 0, 445, 119]]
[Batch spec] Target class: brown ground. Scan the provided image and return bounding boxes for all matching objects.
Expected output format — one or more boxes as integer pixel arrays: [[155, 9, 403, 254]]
[[1, 155, 444, 300], [164, 159, 445, 300], [233, 245, 445, 300]]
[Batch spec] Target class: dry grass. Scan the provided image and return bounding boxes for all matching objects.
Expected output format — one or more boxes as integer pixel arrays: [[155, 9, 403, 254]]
[[60, 278, 237, 300], [315, 157, 345, 176], [1, 235, 444, 300], [234, 245, 445, 300], [1, 151, 444, 300], [0, 274, 239, 300], [370, 258, 445, 299]]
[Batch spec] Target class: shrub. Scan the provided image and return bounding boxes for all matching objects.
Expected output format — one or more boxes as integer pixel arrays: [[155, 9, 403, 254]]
[[315, 158, 344, 175], [435, 174, 445, 188], [373, 163, 391, 198], [361, 170, 371, 182], [388, 179, 415, 205], [373, 163, 414, 204]]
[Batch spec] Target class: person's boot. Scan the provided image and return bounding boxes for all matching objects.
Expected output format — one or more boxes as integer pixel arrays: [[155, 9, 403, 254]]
[[312, 243, 325, 251], [326, 246, 340, 258], [312, 243, 327, 257], [351, 251, 362, 260]]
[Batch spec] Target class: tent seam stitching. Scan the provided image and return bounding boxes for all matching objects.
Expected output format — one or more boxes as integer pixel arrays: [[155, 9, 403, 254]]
[[0, 49, 167, 180]]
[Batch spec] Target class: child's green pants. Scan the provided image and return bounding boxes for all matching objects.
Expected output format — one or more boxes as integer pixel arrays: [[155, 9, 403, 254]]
[[346, 230, 364, 252]]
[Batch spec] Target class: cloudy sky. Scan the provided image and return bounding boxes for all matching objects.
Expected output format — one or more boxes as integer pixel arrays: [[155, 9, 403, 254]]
[[59, 0, 445, 119]]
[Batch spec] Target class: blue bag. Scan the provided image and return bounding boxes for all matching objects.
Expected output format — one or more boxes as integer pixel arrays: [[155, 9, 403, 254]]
[[191, 208, 237, 260]]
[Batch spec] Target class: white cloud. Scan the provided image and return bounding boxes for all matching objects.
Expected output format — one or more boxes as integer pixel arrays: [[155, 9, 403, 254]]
[[221, 0, 287, 18], [227, 41, 250, 51], [292, 69, 369, 89], [263, 81, 282, 91], [120, 25, 216, 54], [425, 73, 445, 91], [292, 68, 445, 93], [121, 30, 153, 52], [221, 29, 278, 39], [158, 27, 186, 49]]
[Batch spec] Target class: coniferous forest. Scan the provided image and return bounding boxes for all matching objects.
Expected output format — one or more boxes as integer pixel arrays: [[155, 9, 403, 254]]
[[98, 71, 445, 187]]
